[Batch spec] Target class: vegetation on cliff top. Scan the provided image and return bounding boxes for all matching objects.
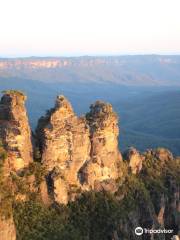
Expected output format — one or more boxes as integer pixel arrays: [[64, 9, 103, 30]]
[[1, 90, 27, 102], [2, 89, 25, 96]]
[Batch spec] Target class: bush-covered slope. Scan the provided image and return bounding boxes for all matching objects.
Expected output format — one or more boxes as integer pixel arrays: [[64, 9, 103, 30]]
[[11, 149, 180, 240]]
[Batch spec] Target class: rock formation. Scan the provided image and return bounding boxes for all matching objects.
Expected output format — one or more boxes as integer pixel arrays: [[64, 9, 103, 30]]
[[0, 90, 34, 240], [80, 101, 122, 189], [36, 95, 91, 203], [0, 90, 33, 173], [0, 90, 179, 239], [124, 147, 144, 174], [36, 97, 122, 202], [155, 147, 174, 162]]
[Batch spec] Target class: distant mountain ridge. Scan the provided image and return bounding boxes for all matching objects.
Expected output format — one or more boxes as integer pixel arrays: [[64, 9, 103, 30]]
[[0, 55, 180, 155], [0, 55, 180, 85]]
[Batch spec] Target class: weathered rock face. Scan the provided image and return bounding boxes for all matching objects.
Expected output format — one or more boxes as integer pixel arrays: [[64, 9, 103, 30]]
[[0, 92, 35, 240], [37, 98, 122, 202], [0, 217, 16, 240], [155, 148, 174, 162], [124, 147, 144, 174], [80, 101, 122, 189], [46, 167, 69, 204], [37, 96, 91, 203], [0, 91, 33, 173]]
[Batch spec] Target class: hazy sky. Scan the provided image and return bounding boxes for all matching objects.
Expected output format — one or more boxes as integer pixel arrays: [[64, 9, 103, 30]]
[[0, 0, 180, 57]]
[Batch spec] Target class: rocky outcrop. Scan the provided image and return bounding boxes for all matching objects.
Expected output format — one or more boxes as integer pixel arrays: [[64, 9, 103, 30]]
[[155, 148, 174, 162], [0, 91, 37, 240], [81, 101, 122, 189], [37, 97, 122, 202], [124, 147, 144, 174], [0, 90, 33, 173], [47, 167, 69, 204], [36, 95, 91, 203], [0, 91, 122, 206]]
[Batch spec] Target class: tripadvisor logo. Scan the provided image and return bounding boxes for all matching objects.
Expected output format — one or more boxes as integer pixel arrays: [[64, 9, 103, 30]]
[[135, 226, 174, 236], [135, 227, 143, 236]]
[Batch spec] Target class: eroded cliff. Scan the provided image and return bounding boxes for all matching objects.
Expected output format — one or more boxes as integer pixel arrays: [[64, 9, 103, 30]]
[[80, 101, 122, 190], [0, 91, 34, 240], [0, 90, 33, 173], [36, 96, 122, 203]]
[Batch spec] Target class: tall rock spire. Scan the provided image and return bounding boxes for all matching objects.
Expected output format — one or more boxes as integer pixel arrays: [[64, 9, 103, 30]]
[[0, 90, 33, 173], [81, 101, 122, 189], [36, 95, 91, 204], [37, 96, 122, 203]]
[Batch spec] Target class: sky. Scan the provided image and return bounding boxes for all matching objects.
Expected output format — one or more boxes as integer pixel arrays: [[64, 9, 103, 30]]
[[0, 0, 180, 57]]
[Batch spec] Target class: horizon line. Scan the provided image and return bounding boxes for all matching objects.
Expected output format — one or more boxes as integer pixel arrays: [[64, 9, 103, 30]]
[[1, 53, 180, 59]]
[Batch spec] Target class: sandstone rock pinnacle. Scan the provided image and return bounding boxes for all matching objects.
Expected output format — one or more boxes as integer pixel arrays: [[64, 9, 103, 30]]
[[0, 90, 33, 173], [37, 97, 122, 203], [80, 101, 122, 189], [36, 95, 91, 203], [123, 147, 144, 174]]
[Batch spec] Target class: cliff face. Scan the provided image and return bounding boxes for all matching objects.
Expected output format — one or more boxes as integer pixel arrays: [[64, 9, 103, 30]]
[[0, 91, 33, 173], [81, 101, 122, 190], [124, 147, 144, 174], [36, 96, 121, 203], [0, 91, 34, 240], [36, 95, 91, 203], [37, 95, 90, 175], [0, 58, 110, 69]]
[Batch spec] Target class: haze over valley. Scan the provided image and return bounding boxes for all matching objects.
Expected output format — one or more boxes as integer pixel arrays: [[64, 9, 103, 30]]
[[1, 55, 180, 155]]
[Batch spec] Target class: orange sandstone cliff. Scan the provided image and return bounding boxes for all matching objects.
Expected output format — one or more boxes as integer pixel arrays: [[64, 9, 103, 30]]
[[36, 96, 122, 204]]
